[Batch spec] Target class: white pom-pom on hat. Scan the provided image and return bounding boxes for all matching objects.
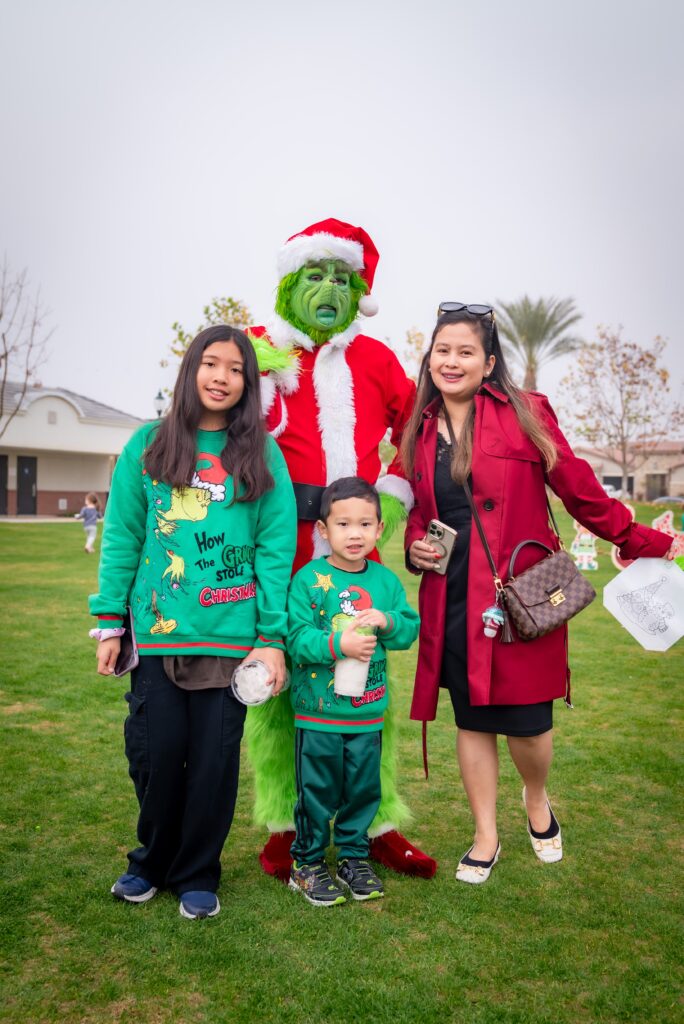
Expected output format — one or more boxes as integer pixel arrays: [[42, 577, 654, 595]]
[[358, 294, 379, 317]]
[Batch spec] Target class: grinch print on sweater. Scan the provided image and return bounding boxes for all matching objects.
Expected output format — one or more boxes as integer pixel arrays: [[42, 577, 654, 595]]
[[133, 450, 255, 636], [287, 557, 419, 736], [292, 574, 385, 716]]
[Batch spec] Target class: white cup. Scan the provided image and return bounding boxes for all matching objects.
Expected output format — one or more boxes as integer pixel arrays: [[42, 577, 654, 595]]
[[231, 659, 290, 706], [333, 656, 370, 697]]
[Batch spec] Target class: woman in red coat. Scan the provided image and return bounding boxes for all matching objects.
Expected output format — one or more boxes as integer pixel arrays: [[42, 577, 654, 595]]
[[401, 305, 674, 884]]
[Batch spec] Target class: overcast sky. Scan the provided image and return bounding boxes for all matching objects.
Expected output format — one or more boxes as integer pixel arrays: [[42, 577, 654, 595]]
[[2, 0, 682, 425]]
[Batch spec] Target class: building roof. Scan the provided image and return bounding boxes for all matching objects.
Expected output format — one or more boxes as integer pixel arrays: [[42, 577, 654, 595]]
[[576, 441, 684, 460], [2, 380, 144, 426]]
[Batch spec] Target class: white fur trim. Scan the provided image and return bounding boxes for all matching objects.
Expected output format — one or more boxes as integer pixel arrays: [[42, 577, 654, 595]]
[[259, 374, 276, 416], [278, 232, 365, 278], [368, 821, 397, 839], [267, 314, 315, 351], [358, 294, 379, 317], [313, 345, 357, 485], [325, 323, 360, 350], [376, 474, 415, 512], [266, 818, 295, 832], [270, 394, 288, 439], [274, 366, 300, 396], [266, 313, 360, 354]]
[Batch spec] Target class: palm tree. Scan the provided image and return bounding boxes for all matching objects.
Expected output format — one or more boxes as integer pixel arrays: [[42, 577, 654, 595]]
[[496, 296, 583, 391]]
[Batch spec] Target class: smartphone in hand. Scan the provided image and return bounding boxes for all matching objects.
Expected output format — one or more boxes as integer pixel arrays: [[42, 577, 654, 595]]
[[426, 519, 458, 575]]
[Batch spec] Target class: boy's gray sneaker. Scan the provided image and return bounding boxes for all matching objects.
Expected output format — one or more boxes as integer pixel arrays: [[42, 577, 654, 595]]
[[336, 858, 384, 900], [289, 860, 346, 907]]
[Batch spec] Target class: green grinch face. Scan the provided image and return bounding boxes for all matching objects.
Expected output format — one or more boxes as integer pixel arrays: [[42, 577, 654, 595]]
[[289, 260, 354, 331]]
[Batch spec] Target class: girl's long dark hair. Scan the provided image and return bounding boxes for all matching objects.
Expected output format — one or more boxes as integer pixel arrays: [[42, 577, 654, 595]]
[[400, 310, 557, 482], [144, 325, 274, 502]]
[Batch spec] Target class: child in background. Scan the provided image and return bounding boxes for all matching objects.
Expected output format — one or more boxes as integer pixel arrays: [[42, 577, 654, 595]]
[[89, 325, 296, 920], [75, 492, 101, 553], [287, 477, 419, 906]]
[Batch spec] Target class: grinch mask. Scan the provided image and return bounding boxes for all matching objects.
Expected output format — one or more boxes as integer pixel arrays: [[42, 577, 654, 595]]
[[276, 260, 367, 345]]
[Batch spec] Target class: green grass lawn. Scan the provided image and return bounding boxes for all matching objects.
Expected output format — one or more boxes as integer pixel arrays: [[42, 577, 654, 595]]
[[1, 508, 682, 1024]]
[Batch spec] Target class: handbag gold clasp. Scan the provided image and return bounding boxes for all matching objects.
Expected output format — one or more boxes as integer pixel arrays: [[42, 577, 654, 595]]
[[549, 588, 566, 606]]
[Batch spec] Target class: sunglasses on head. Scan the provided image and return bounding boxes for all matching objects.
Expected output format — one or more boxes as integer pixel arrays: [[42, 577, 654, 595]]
[[438, 302, 494, 319]]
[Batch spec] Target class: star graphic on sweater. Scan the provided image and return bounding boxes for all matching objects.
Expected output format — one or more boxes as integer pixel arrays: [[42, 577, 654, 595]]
[[312, 571, 335, 594]]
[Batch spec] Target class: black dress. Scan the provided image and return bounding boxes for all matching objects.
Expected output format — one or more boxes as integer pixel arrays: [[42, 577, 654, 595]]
[[435, 432, 552, 736]]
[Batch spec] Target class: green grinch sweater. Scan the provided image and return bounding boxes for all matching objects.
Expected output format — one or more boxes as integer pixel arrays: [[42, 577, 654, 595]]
[[287, 557, 420, 733], [89, 423, 296, 656]]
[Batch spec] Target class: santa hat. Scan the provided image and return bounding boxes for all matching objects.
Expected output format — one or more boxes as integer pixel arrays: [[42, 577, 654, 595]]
[[191, 453, 226, 502], [277, 218, 380, 316]]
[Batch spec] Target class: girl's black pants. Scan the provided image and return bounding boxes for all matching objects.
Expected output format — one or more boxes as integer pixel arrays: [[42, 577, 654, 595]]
[[122, 656, 246, 895]]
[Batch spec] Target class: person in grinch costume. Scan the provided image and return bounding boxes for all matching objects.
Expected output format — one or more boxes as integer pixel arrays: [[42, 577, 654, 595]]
[[246, 218, 437, 881]]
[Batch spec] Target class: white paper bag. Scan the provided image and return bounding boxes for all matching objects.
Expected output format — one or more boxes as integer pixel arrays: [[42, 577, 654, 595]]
[[603, 559, 684, 651]]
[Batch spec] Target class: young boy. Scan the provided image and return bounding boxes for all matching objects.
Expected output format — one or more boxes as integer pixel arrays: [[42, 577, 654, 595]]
[[287, 477, 420, 906]]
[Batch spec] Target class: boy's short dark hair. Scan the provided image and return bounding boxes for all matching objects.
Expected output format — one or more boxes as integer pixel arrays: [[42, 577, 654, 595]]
[[319, 476, 382, 522]]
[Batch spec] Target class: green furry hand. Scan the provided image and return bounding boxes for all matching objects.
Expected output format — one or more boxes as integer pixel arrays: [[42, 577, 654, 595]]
[[377, 492, 408, 551], [246, 330, 299, 375]]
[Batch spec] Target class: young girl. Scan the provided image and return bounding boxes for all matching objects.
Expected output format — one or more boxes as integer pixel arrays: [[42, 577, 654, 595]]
[[89, 325, 296, 919], [75, 492, 101, 553]]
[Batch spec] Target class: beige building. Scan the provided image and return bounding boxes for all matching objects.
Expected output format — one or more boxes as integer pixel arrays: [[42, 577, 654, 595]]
[[0, 382, 144, 515], [575, 442, 684, 501]]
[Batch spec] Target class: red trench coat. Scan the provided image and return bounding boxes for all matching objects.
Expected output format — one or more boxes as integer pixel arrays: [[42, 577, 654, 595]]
[[405, 386, 672, 721]]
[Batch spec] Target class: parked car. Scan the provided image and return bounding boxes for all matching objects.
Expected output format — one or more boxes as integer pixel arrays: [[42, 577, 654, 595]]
[[651, 495, 684, 505]]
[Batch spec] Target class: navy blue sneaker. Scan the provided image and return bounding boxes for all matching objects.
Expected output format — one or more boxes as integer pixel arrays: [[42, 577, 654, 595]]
[[179, 891, 220, 919], [110, 873, 158, 903]]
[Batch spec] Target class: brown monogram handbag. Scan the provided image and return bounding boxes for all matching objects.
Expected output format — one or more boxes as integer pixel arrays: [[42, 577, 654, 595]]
[[497, 539, 596, 640], [443, 405, 596, 642]]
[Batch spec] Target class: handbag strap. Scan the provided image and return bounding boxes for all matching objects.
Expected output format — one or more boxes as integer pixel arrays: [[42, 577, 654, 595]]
[[441, 405, 503, 595], [441, 401, 563, 583]]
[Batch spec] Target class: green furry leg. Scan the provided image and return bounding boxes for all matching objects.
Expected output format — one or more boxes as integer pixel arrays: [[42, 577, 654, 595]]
[[377, 493, 407, 552], [246, 666, 412, 836], [245, 695, 297, 832], [369, 665, 412, 837]]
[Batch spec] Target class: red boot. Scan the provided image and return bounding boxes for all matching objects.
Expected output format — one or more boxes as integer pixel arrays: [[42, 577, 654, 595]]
[[258, 831, 295, 883], [370, 830, 437, 878]]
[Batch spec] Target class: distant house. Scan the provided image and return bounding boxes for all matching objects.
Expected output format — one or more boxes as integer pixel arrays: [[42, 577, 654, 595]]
[[0, 381, 145, 515], [575, 442, 684, 501]]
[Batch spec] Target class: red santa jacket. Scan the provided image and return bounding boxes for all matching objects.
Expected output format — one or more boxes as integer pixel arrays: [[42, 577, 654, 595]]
[[405, 386, 672, 719], [252, 316, 416, 573]]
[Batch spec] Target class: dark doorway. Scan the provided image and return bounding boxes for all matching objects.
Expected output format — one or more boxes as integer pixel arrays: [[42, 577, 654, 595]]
[[0, 455, 7, 515], [17, 456, 37, 514], [645, 473, 668, 501]]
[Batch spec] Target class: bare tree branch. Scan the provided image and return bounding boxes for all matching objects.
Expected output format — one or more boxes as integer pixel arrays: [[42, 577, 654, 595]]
[[0, 257, 54, 440], [558, 328, 684, 495]]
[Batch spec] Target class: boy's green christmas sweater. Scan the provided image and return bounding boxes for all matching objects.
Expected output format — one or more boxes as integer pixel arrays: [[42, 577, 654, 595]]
[[287, 557, 420, 733], [89, 423, 296, 656]]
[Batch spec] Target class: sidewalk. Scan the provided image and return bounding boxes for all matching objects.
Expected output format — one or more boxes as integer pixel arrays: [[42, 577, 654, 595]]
[[0, 516, 75, 523]]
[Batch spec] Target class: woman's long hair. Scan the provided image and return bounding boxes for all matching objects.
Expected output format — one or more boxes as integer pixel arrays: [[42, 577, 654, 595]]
[[144, 325, 274, 502], [400, 310, 557, 483]]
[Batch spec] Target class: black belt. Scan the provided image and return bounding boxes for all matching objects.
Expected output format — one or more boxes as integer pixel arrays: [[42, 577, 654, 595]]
[[293, 482, 326, 521]]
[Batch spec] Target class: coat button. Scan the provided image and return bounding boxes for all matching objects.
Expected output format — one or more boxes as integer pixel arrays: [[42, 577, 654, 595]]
[[483, 499, 495, 511], [416, 472, 422, 482]]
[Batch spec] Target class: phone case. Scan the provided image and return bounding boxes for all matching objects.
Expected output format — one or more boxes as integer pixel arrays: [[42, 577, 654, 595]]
[[113, 609, 140, 677], [426, 519, 458, 575]]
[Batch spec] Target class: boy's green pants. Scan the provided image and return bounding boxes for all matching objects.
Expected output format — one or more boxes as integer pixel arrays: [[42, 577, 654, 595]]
[[291, 729, 382, 864]]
